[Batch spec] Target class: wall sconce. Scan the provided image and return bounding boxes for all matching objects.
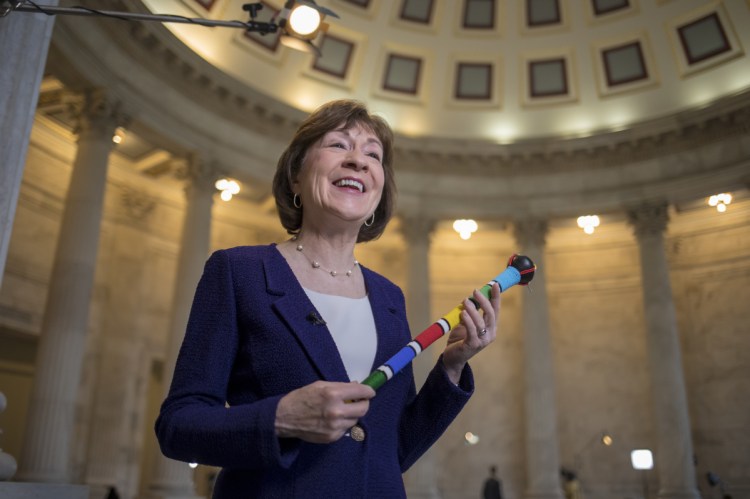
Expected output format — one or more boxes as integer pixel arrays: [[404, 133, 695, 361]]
[[464, 431, 480, 445], [576, 215, 600, 235], [453, 219, 478, 240], [112, 127, 125, 144], [708, 193, 732, 212], [215, 178, 240, 201], [573, 431, 613, 471]]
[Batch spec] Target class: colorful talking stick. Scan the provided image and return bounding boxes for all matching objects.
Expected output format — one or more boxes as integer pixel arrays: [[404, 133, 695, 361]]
[[361, 254, 536, 391]]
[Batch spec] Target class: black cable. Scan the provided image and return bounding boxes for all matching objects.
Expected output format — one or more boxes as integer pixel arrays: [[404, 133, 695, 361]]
[[22, 0, 54, 15]]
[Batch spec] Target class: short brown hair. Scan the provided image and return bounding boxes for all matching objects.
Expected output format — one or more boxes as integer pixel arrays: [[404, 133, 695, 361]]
[[272, 100, 396, 242]]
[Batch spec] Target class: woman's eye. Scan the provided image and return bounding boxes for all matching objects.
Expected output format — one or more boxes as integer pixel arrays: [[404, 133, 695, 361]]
[[367, 152, 381, 161], [330, 142, 345, 149]]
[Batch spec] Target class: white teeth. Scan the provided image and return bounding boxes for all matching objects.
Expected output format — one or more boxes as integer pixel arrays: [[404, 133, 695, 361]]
[[335, 179, 364, 192]]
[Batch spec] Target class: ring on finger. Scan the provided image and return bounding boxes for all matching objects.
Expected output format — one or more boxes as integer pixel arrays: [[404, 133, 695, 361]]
[[478, 328, 488, 337]]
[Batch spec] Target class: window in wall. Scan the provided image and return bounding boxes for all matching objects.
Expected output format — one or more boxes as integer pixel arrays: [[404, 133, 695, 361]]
[[455, 63, 493, 100], [342, 0, 370, 7], [313, 34, 355, 79], [194, 0, 217, 11], [526, 0, 561, 27], [592, 0, 629, 16], [400, 0, 434, 24], [528, 58, 568, 97], [463, 0, 495, 29], [383, 54, 422, 94], [677, 12, 731, 65], [601, 41, 647, 86]]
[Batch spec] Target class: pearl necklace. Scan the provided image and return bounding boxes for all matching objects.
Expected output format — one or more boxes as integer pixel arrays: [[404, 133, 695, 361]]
[[292, 237, 359, 277]]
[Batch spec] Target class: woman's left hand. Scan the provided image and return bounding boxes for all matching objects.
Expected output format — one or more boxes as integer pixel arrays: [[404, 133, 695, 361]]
[[441, 282, 501, 384]]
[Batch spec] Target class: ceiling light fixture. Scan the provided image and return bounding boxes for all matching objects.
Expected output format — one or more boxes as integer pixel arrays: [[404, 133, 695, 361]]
[[215, 178, 240, 202], [453, 219, 478, 240], [464, 431, 480, 445], [2, 1, 339, 55], [112, 127, 125, 144], [576, 215, 600, 235], [708, 193, 732, 213]]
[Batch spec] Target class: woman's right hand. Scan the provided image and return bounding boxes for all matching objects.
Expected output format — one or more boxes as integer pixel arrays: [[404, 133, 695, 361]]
[[274, 381, 375, 443]]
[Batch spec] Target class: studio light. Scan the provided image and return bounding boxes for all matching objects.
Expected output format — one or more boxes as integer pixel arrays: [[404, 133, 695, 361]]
[[278, 1, 339, 55], [631, 449, 653, 470]]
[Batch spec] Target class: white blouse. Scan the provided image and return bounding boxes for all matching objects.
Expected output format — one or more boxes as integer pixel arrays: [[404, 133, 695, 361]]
[[303, 288, 378, 382]]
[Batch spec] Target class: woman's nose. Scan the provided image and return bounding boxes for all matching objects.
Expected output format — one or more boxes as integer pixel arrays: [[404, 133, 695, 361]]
[[344, 150, 368, 170]]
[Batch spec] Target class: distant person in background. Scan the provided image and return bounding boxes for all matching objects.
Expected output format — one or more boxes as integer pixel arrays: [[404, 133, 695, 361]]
[[561, 468, 582, 499], [104, 486, 120, 499], [482, 465, 504, 499]]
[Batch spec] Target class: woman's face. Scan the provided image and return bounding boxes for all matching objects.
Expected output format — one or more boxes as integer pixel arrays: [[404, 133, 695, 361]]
[[294, 123, 385, 231]]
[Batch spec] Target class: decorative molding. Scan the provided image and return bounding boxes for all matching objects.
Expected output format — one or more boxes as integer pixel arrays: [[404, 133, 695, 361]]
[[66, 88, 129, 139], [119, 187, 156, 222]]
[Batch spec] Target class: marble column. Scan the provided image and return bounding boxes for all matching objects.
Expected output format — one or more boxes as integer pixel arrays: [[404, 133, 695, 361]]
[[398, 215, 441, 499], [513, 219, 564, 499], [0, 2, 59, 288], [84, 191, 157, 498], [148, 156, 217, 499], [17, 90, 126, 482], [627, 203, 700, 499]]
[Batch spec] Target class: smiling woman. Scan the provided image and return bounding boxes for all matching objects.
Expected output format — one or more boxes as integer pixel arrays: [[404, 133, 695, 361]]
[[155, 99, 502, 499], [273, 99, 396, 244]]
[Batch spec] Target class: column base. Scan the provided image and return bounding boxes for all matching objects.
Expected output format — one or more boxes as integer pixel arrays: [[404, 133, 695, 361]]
[[0, 482, 89, 499]]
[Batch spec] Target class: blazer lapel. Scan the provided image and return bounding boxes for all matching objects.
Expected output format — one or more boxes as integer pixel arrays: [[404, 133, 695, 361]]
[[264, 246, 349, 382]]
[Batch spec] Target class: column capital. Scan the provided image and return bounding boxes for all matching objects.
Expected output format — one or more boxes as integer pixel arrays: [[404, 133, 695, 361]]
[[397, 214, 437, 246], [512, 218, 549, 249], [627, 202, 669, 238], [66, 88, 129, 140], [175, 154, 222, 193]]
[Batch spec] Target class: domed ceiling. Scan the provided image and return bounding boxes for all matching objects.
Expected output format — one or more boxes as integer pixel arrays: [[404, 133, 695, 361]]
[[41, 0, 750, 219], [143, 0, 750, 142]]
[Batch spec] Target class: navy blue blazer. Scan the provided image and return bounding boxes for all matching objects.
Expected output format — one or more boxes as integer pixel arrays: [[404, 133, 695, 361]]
[[156, 245, 474, 498]]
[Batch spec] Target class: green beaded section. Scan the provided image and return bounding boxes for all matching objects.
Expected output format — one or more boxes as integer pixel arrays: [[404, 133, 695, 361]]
[[361, 370, 387, 390]]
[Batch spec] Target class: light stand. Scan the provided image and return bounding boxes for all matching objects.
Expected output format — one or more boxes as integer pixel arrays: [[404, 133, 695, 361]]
[[631, 449, 654, 499]]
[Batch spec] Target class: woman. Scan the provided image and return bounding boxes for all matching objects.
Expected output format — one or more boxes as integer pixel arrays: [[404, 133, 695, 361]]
[[155, 100, 501, 498]]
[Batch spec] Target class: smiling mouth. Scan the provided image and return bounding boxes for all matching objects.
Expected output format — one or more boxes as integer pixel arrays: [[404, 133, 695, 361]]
[[334, 178, 365, 193]]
